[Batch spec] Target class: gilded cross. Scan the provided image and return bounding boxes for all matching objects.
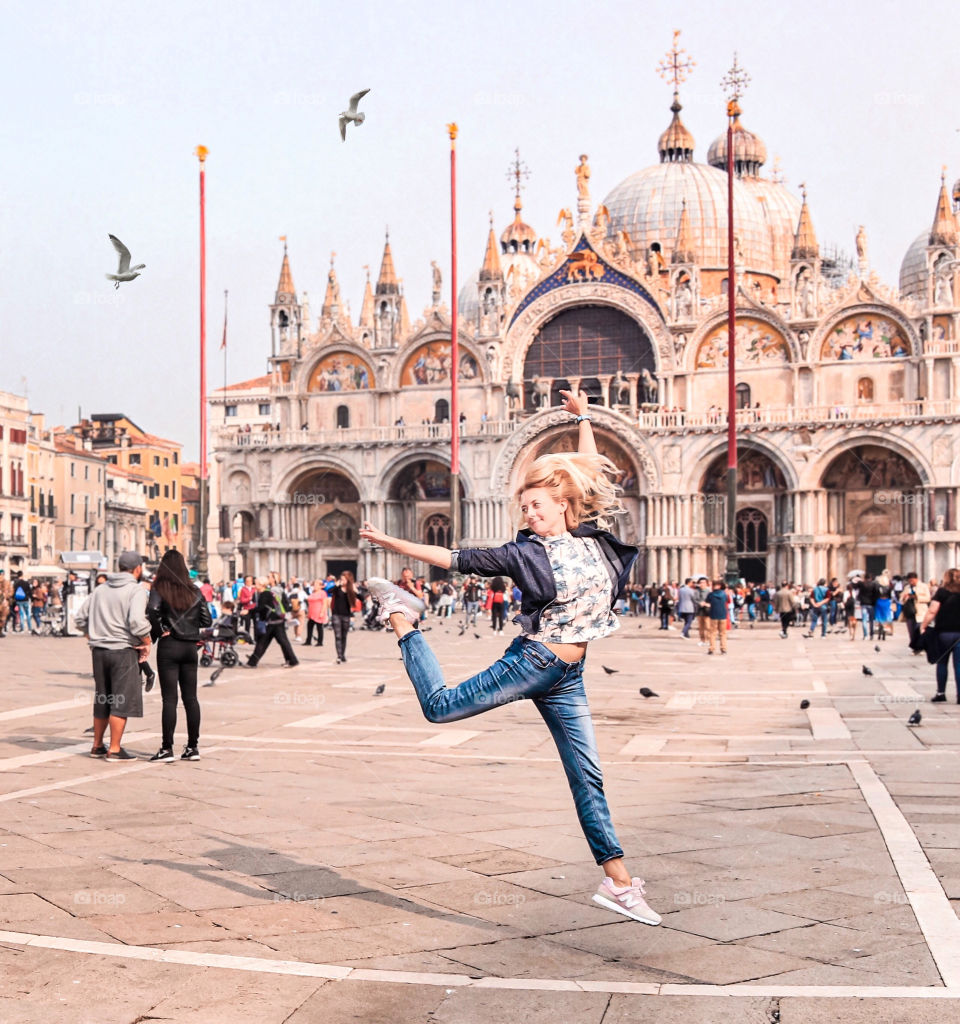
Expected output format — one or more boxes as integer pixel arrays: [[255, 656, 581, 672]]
[[656, 30, 695, 90], [721, 53, 751, 103], [506, 148, 530, 199]]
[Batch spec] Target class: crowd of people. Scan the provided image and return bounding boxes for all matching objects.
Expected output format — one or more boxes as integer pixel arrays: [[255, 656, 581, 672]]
[[0, 571, 69, 635]]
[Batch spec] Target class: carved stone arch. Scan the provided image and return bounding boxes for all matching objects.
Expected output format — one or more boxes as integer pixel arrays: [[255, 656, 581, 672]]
[[683, 435, 799, 495], [686, 307, 798, 373], [501, 284, 671, 383], [490, 406, 660, 495], [226, 467, 254, 505], [801, 432, 933, 491], [273, 455, 367, 504], [387, 331, 488, 391], [297, 343, 378, 393], [375, 448, 473, 501], [810, 303, 919, 362]]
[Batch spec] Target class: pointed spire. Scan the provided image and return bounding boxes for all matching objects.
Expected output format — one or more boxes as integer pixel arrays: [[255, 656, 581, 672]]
[[656, 32, 696, 164], [359, 265, 374, 328], [671, 198, 696, 264], [480, 211, 503, 281], [275, 237, 296, 299], [321, 251, 341, 320], [376, 229, 399, 294], [397, 285, 410, 337], [791, 184, 819, 260], [930, 168, 958, 246]]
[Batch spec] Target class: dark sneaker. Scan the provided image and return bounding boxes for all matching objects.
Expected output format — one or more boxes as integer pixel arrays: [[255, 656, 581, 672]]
[[104, 748, 136, 762], [149, 748, 176, 762], [89, 745, 107, 758], [181, 747, 200, 761], [142, 666, 156, 692], [931, 693, 947, 703]]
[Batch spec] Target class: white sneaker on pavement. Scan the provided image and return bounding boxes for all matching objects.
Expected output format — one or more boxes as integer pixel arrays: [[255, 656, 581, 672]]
[[592, 877, 661, 925], [366, 578, 426, 627]]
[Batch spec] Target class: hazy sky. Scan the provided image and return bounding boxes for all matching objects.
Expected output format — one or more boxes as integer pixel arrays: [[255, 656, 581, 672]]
[[1, 0, 956, 458]]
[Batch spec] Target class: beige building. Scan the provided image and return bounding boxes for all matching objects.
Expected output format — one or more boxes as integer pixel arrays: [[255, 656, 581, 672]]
[[213, 79, 960, 586], [0, 391, 30, 574], [26, 412, 58, 571], [53, 433, 107, 557], [104, 463, 150, 570]]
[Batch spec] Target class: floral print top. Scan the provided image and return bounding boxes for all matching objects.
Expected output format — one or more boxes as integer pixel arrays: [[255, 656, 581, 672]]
[[526, 533, 619, 643]]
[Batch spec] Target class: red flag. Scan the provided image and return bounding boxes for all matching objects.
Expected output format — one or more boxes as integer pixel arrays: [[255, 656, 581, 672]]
[[220, 293, 228, 350]]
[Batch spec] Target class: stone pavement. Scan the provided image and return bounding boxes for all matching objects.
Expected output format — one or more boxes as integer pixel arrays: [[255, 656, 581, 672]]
[[0, 614, 958, 1022]]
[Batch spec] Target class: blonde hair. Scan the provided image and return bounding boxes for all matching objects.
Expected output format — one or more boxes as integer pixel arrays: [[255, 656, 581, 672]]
[[514, 453, 625, 530]]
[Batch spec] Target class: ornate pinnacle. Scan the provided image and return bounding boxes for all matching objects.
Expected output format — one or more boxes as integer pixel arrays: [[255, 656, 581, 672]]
[[721, 53, 750, 118], [506, 147, 530, 206], [657, 29, 695, 91]]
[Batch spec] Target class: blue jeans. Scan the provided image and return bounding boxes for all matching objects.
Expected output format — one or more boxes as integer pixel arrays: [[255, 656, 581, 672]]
[[680, 612, 694, 636], [398, 631, 623, 865], [808, 606, 827, 636], [861, 605, 875, 638], [464, 601, 479, 626], [935, 631, 960, 699], [15, 600, 31, 631]]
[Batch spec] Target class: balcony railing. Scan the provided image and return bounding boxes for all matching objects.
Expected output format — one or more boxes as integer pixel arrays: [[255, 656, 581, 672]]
[[0, 534, 28, 547], [216, 420, 516, 449]]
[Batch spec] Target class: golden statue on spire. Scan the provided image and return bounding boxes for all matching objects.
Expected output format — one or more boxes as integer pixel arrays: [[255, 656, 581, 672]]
[[657, 29, 695, 91]]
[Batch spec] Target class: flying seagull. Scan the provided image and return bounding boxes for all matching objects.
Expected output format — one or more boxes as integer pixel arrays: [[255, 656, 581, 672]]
[[639, 687, 659, 699], [339, 88, 370, 141], [105, 235, 145, 288], [862, 665, 873, 676]]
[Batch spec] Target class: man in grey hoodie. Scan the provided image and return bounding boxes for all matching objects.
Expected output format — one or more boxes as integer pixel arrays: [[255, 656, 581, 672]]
[[75, 551, 151, 761]]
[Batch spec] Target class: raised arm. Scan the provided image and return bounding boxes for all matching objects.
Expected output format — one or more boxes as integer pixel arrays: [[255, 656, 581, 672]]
[[360, 521, 452, 569], [559, 389, 597, 455]]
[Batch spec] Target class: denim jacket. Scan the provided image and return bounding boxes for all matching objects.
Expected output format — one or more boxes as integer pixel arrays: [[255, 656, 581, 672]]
[[451, 523, 638, 635]]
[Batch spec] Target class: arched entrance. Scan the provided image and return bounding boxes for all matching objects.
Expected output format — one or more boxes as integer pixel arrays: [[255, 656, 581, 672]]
[[287, 468, 361, 580], [820, 444, 924, 576], [522, 306, 656, 412], [700, 447, 788, 581], [384, 460, 465, 579]]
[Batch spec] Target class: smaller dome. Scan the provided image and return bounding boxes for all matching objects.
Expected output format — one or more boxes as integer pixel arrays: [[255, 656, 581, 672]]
[[899, 231, 929, 299], [458, 271, 480, 321], [707, 117, 768, 178], [658, 93, 695, 164], [500, 198, 537, 254]]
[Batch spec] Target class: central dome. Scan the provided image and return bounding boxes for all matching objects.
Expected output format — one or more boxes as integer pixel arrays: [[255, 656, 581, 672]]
[[603, 161, 778, 272]]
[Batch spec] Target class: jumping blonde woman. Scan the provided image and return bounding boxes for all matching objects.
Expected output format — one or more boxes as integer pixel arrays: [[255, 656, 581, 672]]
[[360, 390, 660, 926]]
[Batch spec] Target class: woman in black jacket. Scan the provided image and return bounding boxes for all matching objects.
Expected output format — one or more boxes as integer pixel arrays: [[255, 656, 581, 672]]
[[330, 571, 357, 664], [146, 551, 211, 762]]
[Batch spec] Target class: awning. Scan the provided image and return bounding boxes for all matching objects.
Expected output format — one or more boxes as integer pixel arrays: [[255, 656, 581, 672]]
[[25, 564, 69, 577], [59, 551, 108, 571]]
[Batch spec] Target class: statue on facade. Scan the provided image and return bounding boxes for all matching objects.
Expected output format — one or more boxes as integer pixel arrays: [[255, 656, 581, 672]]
[[575, 154, 590, 200], [640, 368, 659, 405], [430, 260, 442, 306], [676, 277, 693, 319], [935, 267, 954, 307], [613, 370, 630, 405], [856, 225, 868, 263], [798, 270, 816, 318]]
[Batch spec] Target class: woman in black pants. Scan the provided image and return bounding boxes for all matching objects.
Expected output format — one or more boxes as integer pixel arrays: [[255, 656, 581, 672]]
[[330, 571, 357, 664], [489, 576, 507, 634], [146, 551, 211, 762]]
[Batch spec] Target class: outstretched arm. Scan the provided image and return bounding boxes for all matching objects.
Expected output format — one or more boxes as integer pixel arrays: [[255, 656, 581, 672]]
[[560, 389, 597, 455], [360, 521, 452, 569]]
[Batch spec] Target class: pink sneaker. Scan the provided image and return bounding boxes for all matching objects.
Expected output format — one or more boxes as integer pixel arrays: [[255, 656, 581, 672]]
[[592, 877, 661, 925], [366, 578, 425, 626]]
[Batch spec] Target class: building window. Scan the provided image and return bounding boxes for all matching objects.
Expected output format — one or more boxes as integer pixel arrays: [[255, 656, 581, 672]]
[[164, 485, 169, 498], [173, 452, 178, 465], [97, 468, 101, 482], [736, 508, 769, 553], [336, 405, 350, 429], [84, 465, 89, 480], [857, 377, 874, 402], [434, 399, 450, 423], [424, 513, 451, 548], [315, 509, 356, 545], [163, 458, 168, 468], [735, 383, 752, 409], [70, 462, 75, 477], [182, 507, 189, 525], [70, 528, 75, 550], [225, 405, 238, 417], [129, 453, 141, 465], [70, 494, 75, 515], [258, 403, 271, 416], [153, 456, 160, 466], [172, 480, 176, 499]]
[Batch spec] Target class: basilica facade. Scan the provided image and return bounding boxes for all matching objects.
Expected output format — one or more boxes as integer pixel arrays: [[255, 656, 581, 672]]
[[212, 88, 960, 587]]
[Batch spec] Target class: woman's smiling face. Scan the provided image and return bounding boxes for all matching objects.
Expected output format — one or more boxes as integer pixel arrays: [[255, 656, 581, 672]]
[[519, 487, 567, 537]]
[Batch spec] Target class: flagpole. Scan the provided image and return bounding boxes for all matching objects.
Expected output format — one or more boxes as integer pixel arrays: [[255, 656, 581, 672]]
[[222, 289, 228, 422], [195, 145, 209, 576], [447, 122, 460, 550]]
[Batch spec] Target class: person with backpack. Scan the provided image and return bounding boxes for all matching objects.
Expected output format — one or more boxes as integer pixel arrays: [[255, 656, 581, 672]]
[[12, 574, 32, 633], [243, 578, 299, 668], [146, 550, 212, 762]]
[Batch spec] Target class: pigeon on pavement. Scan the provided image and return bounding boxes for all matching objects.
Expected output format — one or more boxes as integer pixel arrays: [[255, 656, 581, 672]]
[[874, 645, 881, 652], [339, 88, 370, 141], [800, 699, 810, 709], [862, 665, 873, 676], [908, 709, 922, 726], [374, 683, 386, 696], [638, 687, 659, 698], [105, 235, 146, 288]]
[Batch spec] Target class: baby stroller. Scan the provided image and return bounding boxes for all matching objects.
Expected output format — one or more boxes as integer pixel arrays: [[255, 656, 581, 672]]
[[199, 619, 240, 668]]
